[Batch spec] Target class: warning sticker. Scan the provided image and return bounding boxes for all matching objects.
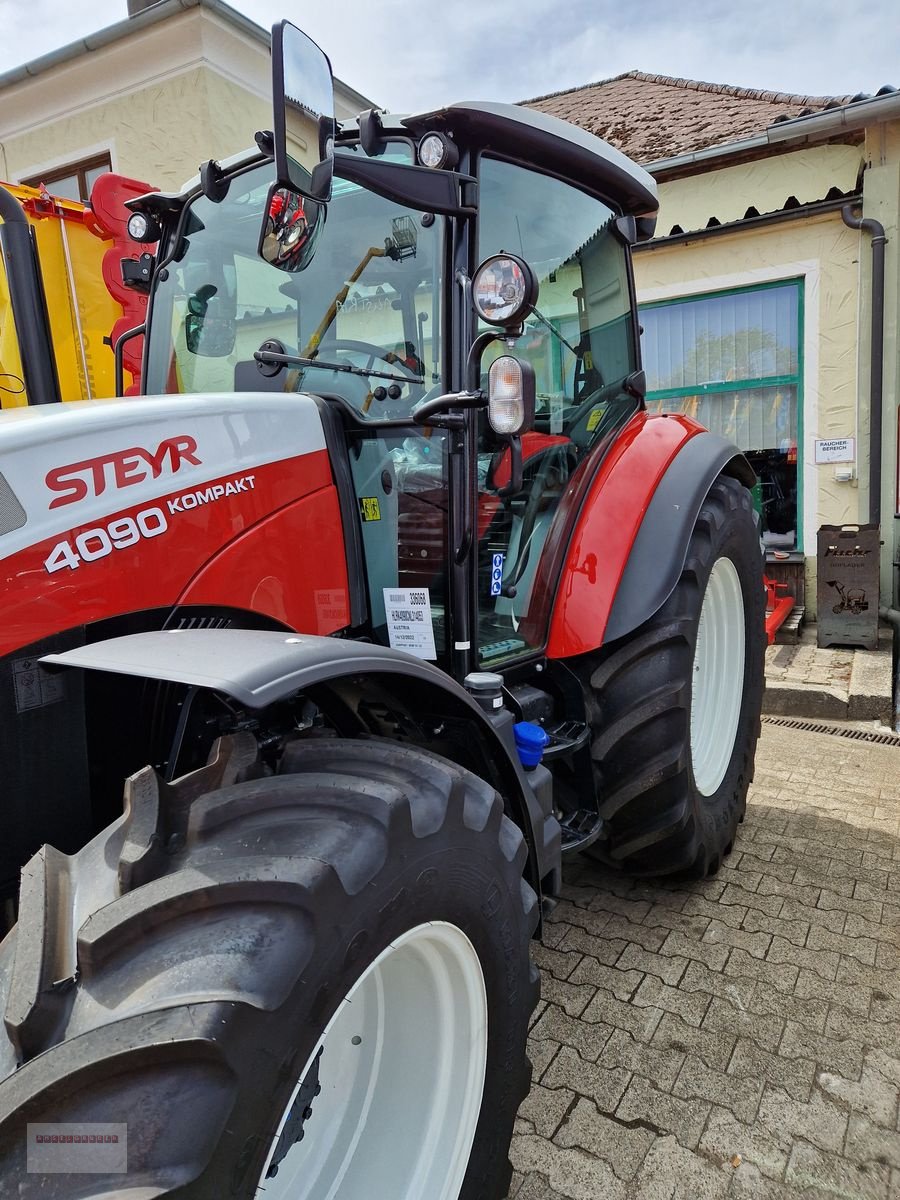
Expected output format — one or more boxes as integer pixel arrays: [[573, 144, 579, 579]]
[[490, 552, 505, 597], [359, 496, 382, 521], [383, 587, 437, 660], [13, 657, 65, 713], [586, 405, 607, 432]]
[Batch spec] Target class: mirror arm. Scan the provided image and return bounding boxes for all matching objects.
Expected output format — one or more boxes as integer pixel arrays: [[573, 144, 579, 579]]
[[495, 435, 523, 499], [411, 390, 485, 429], [336, 155, 476, 217]]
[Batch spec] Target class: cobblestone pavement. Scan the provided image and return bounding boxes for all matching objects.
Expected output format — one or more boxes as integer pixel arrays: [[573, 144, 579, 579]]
[[509, 723, 900, 1199]]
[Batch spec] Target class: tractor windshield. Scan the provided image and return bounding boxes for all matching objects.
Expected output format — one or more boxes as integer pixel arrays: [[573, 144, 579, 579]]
[[144, 151, 443, 413]]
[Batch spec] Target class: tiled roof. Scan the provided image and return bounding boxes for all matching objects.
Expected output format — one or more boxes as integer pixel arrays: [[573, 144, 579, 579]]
[[524, 71, 858, 164]]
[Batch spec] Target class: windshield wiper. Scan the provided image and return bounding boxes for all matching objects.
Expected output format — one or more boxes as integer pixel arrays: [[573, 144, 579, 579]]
[[528, 305, 579, 356], [254, 342, 423, 386]]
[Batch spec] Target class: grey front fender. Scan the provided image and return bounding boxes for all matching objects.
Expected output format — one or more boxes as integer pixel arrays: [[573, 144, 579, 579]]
[[42, 628, 561, 904]]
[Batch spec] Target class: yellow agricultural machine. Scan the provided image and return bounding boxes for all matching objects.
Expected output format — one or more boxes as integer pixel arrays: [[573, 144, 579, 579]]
[[0, 175, 153, 406]]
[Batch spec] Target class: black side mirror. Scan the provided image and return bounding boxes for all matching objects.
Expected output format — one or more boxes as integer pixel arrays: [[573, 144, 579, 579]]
[[271, 21, 335, 203]]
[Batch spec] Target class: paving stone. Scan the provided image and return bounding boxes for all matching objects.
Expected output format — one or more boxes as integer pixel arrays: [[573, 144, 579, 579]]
[[532, 942, 582, 982], [766, 933, 839, 980], [616, 942, 688, 986], [737, 849, 797, 883], [632, 973, 711, 1028], [749, 980, 829, 1034], [681, 893, 746, 929], [599, 1027, 684, 1091], [725, 946, 799, 993], [556, 926, 627, 967], [681, 959, 755, 1007], [820, 885, 884, 920], [794, 868, 855, 897], [585, 889, 652, 922], [672, 1053, 764, 1123], [552, 1098, 654, 1180], [616, 1075, 710, 1150], [844, 1112, 900, 1171], [727, 1036, 816, 1102], [836, 954, 900, 999], [757, 1083, 849, 1152], [651, 1011, 736, 1073], [781, 896, 846, 933], [581, 989, 663, 1044], [550, 901, 611, 939], [657, 928, 728, 972], [825, 1006, 899, 1056], [509, 1135, 628, 1200], [728, 1162, 798, 1199], [846, 912, 900, 950], [530, 999, 549, 1030], [528, 1037, 560, 1084], [517, 1084, 576, 1139], [741, 906, 809, 947], [703, 995, 784, 1050], [785, 1141, 891, 1200], [642, 903, 711, 938], [541, 1046, 631, 1115], [541, 919, 573, 950], [817, 1065, 899, 1128], [506, 1171, 573, 1200], [537, 975, 597, 1019], [721, 882, 785, 917], [601, 915, 669, 953], [530, 1003, 613, 1062], [699, 1105, 789, 1181], [807, 922, 879, 965], [702, 917, 771, 959], [795, 967, 872, 1016], [780, 1019, 865, 1080], [757, 873, 821, 907], [631, 1134, 730, 1199], [568, 956, 641, 1002]]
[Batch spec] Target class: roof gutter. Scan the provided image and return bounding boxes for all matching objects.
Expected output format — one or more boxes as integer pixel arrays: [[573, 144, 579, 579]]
[[645, 133, 771, 176], [767, 91, 900, 144], [0, 0, 373, 110]]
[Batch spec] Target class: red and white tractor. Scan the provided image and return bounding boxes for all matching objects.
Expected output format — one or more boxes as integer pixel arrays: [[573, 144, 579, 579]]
[[0, 22, 764, 1197]]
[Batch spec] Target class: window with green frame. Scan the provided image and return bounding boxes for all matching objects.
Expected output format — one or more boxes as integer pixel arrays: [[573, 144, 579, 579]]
[[639, 280, 802, 550]]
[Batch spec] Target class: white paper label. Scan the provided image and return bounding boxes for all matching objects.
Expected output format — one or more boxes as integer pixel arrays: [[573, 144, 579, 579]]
[[383, 587, 437, 660], [815, 437, 855, 464]]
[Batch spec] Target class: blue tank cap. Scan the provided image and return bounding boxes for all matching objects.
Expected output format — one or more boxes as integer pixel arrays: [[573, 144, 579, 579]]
[[513, 721, 550, 769]]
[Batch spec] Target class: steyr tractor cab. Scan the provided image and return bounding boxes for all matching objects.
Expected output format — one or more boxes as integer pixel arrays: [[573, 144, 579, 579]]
[[0, 23, 764, 1198]]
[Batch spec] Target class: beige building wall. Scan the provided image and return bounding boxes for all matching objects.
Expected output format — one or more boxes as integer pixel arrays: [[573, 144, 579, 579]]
[[0, 5, 370, 192], [634, 150, 870, 612]]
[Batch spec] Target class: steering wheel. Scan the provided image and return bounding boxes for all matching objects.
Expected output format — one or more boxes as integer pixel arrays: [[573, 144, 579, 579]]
[[317, 339, 422, 379]]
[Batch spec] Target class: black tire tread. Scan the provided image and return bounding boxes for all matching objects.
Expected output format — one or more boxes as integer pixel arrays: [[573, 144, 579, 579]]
[[582, 473, 764, 877], [0, 737, 538, 1196]]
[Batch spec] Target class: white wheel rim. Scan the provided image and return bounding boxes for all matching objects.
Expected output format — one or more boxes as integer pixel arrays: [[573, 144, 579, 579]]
[[690, 556, 745, 797], [256, 921, 488, 1200]]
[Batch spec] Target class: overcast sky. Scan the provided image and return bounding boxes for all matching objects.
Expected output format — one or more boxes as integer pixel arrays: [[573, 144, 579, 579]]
[[2, 0, 898, 112]]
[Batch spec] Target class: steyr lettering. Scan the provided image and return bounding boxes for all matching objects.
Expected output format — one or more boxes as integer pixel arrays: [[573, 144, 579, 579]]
[[46, 435, 201, 510]]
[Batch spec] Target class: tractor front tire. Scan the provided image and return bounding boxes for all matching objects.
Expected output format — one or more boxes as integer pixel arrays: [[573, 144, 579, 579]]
[[583, 473, 764, 877], [0, 738, 538, 1199]]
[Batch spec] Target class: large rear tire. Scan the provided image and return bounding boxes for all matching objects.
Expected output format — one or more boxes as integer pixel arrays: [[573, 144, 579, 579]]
[[0, 738, 538, 1198], [582, 473, 764, 877]]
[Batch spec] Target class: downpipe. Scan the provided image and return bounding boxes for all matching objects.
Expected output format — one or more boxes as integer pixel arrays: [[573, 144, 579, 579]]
[[841, 204, 886, 527], [879, 606, 900, 732]]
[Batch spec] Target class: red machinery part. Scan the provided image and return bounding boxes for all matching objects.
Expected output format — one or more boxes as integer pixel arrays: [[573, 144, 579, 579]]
[[88, 173, 157, 394]]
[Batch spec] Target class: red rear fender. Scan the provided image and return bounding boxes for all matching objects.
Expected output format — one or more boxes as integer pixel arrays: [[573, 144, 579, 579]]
[[544, 411, 704, 658]]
